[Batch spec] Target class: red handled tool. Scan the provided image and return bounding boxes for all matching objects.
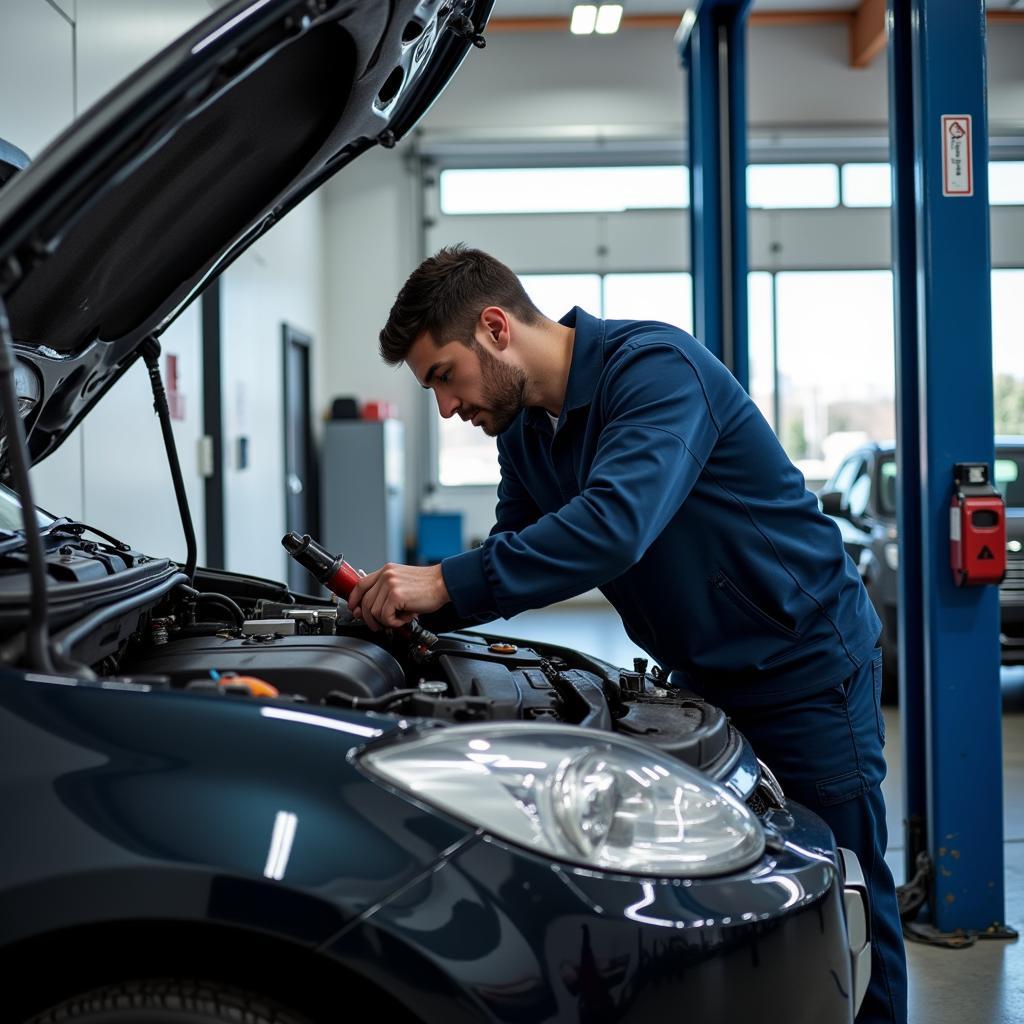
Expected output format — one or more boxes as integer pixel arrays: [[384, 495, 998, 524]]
[[282, 533, 439, 649]]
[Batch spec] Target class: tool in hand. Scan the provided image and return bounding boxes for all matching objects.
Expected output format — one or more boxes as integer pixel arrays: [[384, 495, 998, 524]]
[[281, 533, 439, 651]]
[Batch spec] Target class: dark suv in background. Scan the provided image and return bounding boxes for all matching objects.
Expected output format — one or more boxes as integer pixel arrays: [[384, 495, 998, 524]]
[[818, 438, 1024, 701]]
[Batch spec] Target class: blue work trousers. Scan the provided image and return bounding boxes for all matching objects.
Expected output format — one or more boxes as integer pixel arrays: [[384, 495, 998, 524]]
[[717, 650, 908, 1024]]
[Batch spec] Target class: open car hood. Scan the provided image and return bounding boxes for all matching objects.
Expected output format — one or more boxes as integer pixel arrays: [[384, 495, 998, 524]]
[[0, 0, 491, 473]]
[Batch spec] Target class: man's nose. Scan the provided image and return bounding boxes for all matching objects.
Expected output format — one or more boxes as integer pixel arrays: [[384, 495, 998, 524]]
[[436, 392, 460, 419]]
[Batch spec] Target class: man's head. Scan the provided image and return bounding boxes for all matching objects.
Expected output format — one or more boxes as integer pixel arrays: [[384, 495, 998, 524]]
[[379, 246, 544, 436]]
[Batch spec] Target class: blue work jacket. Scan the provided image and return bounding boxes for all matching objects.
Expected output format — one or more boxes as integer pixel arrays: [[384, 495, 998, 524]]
[[440, 307, 881, 701]]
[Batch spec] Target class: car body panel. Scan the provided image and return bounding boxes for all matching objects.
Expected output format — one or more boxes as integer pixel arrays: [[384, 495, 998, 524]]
[[2, 664, 863, 1022], [327, 814, 853, 1022], [0, 672, 475, 950]]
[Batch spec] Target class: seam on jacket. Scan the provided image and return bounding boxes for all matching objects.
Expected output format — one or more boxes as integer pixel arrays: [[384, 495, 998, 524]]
[[612, 338, 724, 436], [600, 420, 705, 451]]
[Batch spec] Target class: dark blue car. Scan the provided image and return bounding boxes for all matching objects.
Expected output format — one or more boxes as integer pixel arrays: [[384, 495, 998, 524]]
[[0, 2, 869, 1021]]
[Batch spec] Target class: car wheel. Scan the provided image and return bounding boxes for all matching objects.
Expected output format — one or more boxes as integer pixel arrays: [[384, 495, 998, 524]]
[[881, 640, 900, 706], [25, 979, 314, 1024]]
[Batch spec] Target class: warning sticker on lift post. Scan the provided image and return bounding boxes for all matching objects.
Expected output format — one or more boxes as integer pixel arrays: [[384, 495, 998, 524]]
[[942, 115, 973, 196]]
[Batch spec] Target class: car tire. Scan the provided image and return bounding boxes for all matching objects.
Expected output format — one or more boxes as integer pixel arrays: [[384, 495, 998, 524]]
[[881, 640, 900, 706], [25, 979, 315, 1024]]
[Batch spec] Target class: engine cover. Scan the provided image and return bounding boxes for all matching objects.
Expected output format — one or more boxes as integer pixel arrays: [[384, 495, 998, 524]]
[[133, 634, 405, 702]]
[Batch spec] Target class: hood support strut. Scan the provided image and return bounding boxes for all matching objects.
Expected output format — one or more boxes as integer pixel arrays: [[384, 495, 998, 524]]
[[0, 295, 53, 672], [140, 337, 197, 585]]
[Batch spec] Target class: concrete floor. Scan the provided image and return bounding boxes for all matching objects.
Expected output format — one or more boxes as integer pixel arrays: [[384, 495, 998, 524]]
[[480, 605, 1024, 1024]]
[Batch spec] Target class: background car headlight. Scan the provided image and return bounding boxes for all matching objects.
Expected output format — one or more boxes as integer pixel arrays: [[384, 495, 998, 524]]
[[361, 724, 765, 877]]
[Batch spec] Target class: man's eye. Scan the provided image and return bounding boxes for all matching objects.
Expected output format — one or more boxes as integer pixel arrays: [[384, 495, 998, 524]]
[[437, 372, 450, 385]]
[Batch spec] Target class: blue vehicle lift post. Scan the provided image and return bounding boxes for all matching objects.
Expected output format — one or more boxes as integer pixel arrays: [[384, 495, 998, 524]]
[[888, 0, 1010, 936], [677, 0, 751, 392]]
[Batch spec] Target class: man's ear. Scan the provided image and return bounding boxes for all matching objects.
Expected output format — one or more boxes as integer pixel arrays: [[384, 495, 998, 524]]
[[479, 306, 511, 351]]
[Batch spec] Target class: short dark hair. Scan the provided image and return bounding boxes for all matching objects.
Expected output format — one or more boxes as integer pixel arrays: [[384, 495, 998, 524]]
[[379, 245, 544, 365]]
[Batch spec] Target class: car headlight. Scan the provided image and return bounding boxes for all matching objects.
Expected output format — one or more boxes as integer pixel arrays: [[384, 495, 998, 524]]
[[361, 724, 765, 877], [884, 542, 899, 571]]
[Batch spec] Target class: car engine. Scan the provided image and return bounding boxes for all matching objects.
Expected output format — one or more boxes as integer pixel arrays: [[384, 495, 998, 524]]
[[0, 530, 775, 808], [90, 567, 749, 782]]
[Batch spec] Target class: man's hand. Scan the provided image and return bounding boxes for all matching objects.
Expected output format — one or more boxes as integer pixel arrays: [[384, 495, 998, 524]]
[[347, 562, 450, 631]]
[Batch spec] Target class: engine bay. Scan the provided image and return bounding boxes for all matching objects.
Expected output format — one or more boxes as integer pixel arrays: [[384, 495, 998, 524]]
[[0, 530, 769, 804], [72, 566, 747, 780]]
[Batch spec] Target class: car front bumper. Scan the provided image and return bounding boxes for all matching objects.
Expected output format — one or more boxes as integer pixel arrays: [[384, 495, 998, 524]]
[[1000, 583, 1024, 663], [326, 802, 870, 1024]]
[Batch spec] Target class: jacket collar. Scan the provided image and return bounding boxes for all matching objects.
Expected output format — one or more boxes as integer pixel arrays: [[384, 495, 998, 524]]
[[525, 306, 605, 431]]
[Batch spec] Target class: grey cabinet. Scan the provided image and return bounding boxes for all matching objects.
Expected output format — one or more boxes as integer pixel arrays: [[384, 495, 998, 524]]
[[320, 420, 404, 570]]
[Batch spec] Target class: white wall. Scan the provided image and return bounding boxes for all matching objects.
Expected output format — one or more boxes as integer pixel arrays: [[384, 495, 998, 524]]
[[221, 194, 326, 581], [0, 0, 213, 536], [322, 147, 426, 539], [0, 0, 82, 518], [0, 1, 325, 580], [0, 0, 74, 158], [71, 0, 212, 560], [81, 305, 206, 563]]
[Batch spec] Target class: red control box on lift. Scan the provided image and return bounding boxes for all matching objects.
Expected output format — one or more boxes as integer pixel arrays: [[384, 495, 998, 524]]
[[950, 462, 1006, 587]]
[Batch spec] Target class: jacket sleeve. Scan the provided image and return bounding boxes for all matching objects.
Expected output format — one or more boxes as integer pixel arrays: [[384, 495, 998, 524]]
[[419, 437, 542, 634], [439, 342, 720, 620]]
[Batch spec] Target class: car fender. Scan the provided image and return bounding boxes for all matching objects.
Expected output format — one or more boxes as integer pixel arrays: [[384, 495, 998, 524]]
[[0, 675, 475, 949]]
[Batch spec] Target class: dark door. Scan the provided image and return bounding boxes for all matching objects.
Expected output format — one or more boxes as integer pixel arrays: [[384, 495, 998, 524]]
[[282, 325, 318, 593]]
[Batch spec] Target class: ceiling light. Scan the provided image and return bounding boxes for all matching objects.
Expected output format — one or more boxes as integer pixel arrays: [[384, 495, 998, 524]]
[[571, 5, 598, 34], [595, 4, 623, 34]]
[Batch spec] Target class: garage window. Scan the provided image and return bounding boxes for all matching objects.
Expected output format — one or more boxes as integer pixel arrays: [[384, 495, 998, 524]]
[[841, 163, 892, 207], [747, 164, 840, 209], [439, 166, 690, 215], [774, 270, 896, 484], [993, 269, 1024, 435], [990, 162, 1024, 205]]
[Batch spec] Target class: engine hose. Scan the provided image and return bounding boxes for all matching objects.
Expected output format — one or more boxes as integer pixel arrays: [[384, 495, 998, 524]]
[[195, 593, 245, 626], [175, 584, 245, 627]]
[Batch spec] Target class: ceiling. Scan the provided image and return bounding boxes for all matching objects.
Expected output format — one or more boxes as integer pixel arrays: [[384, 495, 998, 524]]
[[492, 0, 1021, 16]]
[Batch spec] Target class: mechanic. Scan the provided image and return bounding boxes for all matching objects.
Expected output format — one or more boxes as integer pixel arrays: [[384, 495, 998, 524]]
[[348, 245, 907, 1024]]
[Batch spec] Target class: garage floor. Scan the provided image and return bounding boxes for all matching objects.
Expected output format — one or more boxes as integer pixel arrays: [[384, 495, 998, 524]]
[[481, 605, 1024, 1024]]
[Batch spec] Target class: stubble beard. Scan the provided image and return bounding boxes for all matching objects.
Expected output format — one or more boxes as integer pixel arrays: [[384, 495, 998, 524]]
[[474, 342, 528, 436]]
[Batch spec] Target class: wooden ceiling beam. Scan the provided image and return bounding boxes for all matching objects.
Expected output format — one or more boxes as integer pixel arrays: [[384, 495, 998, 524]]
[[850, 0, 887, 69], [484, 9, 1024, 39], [486, 12, 853, 34]]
